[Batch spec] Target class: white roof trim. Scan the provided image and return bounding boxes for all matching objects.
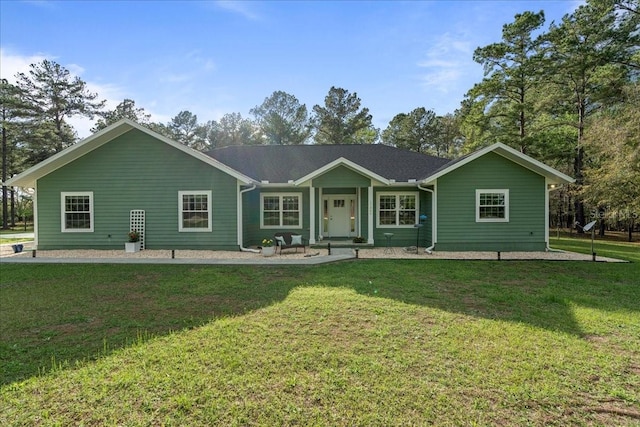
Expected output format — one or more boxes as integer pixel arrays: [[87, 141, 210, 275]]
[[422, 142, 575, 185], [6, 119, 255, 187], [293, 157, 390, 186]]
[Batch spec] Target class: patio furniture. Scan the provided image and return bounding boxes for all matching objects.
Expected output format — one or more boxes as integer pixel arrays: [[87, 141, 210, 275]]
[[274, 232, 306, 255]]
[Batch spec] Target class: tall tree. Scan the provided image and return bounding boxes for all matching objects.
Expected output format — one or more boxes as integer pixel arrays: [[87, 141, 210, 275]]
[[168, 111, 209, 150], [311, 87, 375, 144], [435, 113, 464, 158], [353, 126, 380, 145], [382, 107, 440, 154], [91, 99, 151, 132], [470, 10, 546, 154], [203, 113, 262, 148], [22, 120, 77, 165], [16, 60, 105, 152], [457, 97, 492, 153], [1, 80, 29, 229], [250, 91, 311, 145], [543, 0, 638, 228], [581, 83, 640, 241]]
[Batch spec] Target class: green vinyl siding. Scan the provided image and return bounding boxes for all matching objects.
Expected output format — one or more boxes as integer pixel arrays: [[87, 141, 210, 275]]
[[372, 187, 432, 247], [312, 166, 371, 188], [242, 187, 310, 247], [36, 129, 239, 250], [435, 152, 546, 251]]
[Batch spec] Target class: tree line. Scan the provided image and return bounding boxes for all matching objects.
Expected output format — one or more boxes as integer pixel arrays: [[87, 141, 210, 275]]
[[1, 0, 638, 238]]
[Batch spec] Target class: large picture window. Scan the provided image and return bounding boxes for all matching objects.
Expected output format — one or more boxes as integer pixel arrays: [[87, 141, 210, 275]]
[[377, 192, 418, 227], [476, 189, 509, 222], [261, 193, 302, 228], [179, 191, 212, 231], [61, 192, 94, 232]]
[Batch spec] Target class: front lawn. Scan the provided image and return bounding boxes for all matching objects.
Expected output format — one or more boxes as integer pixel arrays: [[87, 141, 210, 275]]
[[1, 245, 639, 425]]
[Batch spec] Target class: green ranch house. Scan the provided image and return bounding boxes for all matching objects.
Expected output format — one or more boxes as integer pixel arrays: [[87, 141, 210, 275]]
[[6, 119, 574, 252]]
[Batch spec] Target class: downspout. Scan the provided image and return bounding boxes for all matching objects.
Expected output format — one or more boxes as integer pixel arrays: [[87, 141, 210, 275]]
[[238, 184, 260, 253], [545, 182, 564, 252], [418, 184, 435, 254]]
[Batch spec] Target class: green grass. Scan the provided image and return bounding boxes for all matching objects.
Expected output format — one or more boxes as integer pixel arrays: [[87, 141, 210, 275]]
[[550, 235, 640, 263], [0, 237, 33, 245], [0, 225, 33, 245], [1, 241, 639, 425], [0, 225, 33, 235]]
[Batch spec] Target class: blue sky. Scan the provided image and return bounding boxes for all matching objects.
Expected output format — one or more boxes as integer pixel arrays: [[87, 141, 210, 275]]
[[1, 0, 581, 138]]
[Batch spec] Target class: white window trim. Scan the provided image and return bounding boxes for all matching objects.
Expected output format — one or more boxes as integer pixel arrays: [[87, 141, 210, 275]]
[[179, 191, 212, 232], [376, 191, 419, 228], [476, 189, 509, 222], [61, 191, 94, 233], [260, 193, 303, 229]]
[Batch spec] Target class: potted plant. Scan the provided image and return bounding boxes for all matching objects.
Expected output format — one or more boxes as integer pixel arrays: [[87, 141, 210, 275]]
[[261, 238, 275, 256], [353, 236, 366, 244], [125, 230, 141, 253]]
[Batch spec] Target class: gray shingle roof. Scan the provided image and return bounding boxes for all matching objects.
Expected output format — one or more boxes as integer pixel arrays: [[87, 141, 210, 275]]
[[205, 144, 452, 183]]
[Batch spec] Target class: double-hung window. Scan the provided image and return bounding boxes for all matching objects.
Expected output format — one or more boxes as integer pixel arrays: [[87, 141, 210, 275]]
[[179, 191, 212, 231], [377, 192, 418, 227], [61, 192, 94, 232], [261, 193, 302, 228], [476, 189, 509, 222]]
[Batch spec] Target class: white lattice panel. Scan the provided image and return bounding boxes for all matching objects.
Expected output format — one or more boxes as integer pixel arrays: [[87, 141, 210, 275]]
[[130, 210, 145, 249]]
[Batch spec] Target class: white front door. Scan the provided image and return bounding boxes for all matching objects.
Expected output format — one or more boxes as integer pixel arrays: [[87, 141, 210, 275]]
[[324, 196, 356, 237]]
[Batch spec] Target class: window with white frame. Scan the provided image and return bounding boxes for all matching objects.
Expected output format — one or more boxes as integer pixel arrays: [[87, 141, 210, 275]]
[[476, 189, 509, 222], [179, 191, 212, 231], [61, 192, 94, 232], [261, 193, 302, 228], [377, 192, 418, 227]]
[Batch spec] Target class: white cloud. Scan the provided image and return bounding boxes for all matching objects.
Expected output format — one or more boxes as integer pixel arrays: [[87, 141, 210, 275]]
[[420, 69, 463, 88], [157, 50, 217, 85], [416, 59, 459, 69], [0, 48, 49, 82], [22, 0, 56, 8], [66, 63, 86, 76], [416, 32, 475, 94], [212, 0, 261, 20], [186, 50, 217, 71]]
